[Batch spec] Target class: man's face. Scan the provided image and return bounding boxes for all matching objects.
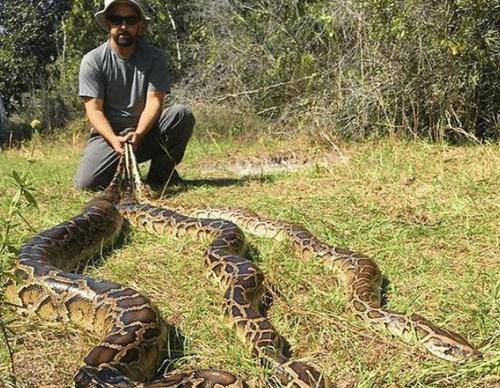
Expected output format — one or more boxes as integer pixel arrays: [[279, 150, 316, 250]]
[[106, 3, 143, 47]]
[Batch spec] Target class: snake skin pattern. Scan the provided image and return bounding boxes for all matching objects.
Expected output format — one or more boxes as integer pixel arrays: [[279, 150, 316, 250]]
[[4, 162, 247, 387], [4, 148, 480, 387], [162, 205, 481, 363], [117, 199, 331, 388]]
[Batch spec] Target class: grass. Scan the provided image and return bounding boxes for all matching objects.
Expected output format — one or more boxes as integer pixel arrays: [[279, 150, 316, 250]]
[[0, 133, 499, 387]]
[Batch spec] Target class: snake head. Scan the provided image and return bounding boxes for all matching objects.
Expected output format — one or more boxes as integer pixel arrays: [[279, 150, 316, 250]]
[[413, 315, 482, 363], [424, 333, 482, 363]]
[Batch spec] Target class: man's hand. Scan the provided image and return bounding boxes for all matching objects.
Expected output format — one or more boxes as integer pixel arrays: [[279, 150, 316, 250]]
[[84, 97, 133, 155], [130, 131, 145, 151], [110, 132, 134, 155]]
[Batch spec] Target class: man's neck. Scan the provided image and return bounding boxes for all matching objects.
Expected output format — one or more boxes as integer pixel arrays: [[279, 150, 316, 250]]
[[109, 39, 137, 59]]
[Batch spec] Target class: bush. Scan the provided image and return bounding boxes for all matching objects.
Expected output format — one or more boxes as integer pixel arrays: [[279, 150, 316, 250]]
[[0, 0, 70, 110], [175, 0, 499, 140], [2, 0, 499, 141], [1, 119, 33, 147]]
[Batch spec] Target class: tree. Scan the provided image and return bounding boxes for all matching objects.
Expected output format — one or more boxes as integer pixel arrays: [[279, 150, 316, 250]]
[[0, 0, 71, 110], [0, 97, 6, 142]]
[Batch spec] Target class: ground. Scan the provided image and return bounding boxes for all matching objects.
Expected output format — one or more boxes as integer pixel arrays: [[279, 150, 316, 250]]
[[0, 133, 499, 387]]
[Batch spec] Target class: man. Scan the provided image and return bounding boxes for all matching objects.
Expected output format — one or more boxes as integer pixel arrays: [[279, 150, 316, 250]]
[[74, 0, 194, 190]]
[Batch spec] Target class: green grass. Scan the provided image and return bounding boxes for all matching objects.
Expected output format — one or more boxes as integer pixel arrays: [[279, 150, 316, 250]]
[[0, 134, 499, 387]]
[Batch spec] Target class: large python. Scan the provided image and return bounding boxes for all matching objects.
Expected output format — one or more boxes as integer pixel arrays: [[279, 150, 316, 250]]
[[4, 160, 247, 387], [162, 206, 482, 363], [119, 145, 331, 387], [117, 200, 330, 387]]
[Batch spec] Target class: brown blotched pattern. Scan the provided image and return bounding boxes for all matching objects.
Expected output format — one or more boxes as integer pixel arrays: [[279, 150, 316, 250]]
[[5, 161, 247, 387], [117, 201, 331, 387], [169, 206, 481, 364]]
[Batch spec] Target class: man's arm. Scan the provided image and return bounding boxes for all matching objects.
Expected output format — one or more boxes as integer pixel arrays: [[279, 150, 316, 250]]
[[83, 97, 133, 155], [131, 90, 166, 150]]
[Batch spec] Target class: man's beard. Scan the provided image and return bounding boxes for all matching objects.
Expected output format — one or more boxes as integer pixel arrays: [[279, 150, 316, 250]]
[[114, 31, 135, 47]]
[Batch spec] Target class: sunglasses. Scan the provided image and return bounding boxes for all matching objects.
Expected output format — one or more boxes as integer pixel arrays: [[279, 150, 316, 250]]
[[107, 14, 141, 26]]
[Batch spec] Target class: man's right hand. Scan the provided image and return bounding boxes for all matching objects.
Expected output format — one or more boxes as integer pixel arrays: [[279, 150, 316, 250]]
[[84, 97, 134, 155], [110, 132, 134, 155]]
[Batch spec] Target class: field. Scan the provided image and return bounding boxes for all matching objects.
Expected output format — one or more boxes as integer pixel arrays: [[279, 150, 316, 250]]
[[0, 133, 499, 387]]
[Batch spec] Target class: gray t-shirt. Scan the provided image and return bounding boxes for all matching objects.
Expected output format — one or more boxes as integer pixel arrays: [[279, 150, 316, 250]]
[[79, 38, 170, 131]]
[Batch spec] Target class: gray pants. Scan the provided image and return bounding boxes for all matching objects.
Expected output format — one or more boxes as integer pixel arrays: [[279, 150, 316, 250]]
[[74, 104, 195, 190]]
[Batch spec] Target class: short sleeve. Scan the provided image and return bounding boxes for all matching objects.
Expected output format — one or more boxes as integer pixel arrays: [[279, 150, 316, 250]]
[[79, 54, 104, 99], [148, 51, 170, 93]]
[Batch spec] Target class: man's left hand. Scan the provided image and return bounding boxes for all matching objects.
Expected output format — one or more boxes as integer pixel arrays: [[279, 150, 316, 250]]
[[131, 131, 145, 150]]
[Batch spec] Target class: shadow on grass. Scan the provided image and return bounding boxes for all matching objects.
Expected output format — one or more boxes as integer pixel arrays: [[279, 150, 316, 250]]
[[380, 276, 391, 307], [153, 326, 187, 379], [187, 175, 275, 186], [153, 175, 276, 197]]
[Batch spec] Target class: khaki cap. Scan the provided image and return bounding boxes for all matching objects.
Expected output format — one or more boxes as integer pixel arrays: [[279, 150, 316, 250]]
[[95, 0, 151, 31]]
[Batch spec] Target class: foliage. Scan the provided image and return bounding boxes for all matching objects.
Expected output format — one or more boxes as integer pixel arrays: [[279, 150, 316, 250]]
[[0, 165, 38, 387], [0, 167, 39, 279], [0, 0, 71, 110], [177, 0, 499, 140], [1, 0, 499, 140]]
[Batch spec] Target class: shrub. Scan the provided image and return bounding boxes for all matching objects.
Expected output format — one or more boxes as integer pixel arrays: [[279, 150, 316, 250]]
[[2, 0, 498, 141], [175, 0, 499, 140]]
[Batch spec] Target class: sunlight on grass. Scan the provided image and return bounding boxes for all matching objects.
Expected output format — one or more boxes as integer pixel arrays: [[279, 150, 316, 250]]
[[0, 135, 498, 386]]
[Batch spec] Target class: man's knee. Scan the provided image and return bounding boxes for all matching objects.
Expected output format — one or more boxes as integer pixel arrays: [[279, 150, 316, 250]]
[[171, 104, 195, 125], [74, 165, 114, 191], [74, 174, 100, 191], [160, 104, 195, 139]]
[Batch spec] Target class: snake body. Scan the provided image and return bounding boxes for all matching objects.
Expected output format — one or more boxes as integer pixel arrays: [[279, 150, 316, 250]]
[[117, 200, 330, 387], [165, 206, 481, 363], [4, 165, 246, 387], [4, 148, 481, 387]]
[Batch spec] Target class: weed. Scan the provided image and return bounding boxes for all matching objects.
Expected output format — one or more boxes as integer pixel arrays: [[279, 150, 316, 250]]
[[0, 164, 39, 387]]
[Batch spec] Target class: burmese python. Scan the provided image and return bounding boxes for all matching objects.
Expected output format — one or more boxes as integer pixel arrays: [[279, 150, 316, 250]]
[[4, 160, 247, 387], [162, 206, 481, 363], [117, 200, 329, 387], [4, 146, 481, 386]]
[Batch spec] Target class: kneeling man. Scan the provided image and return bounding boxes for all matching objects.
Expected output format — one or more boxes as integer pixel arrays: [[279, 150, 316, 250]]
[[75, 0, 194, 190]]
